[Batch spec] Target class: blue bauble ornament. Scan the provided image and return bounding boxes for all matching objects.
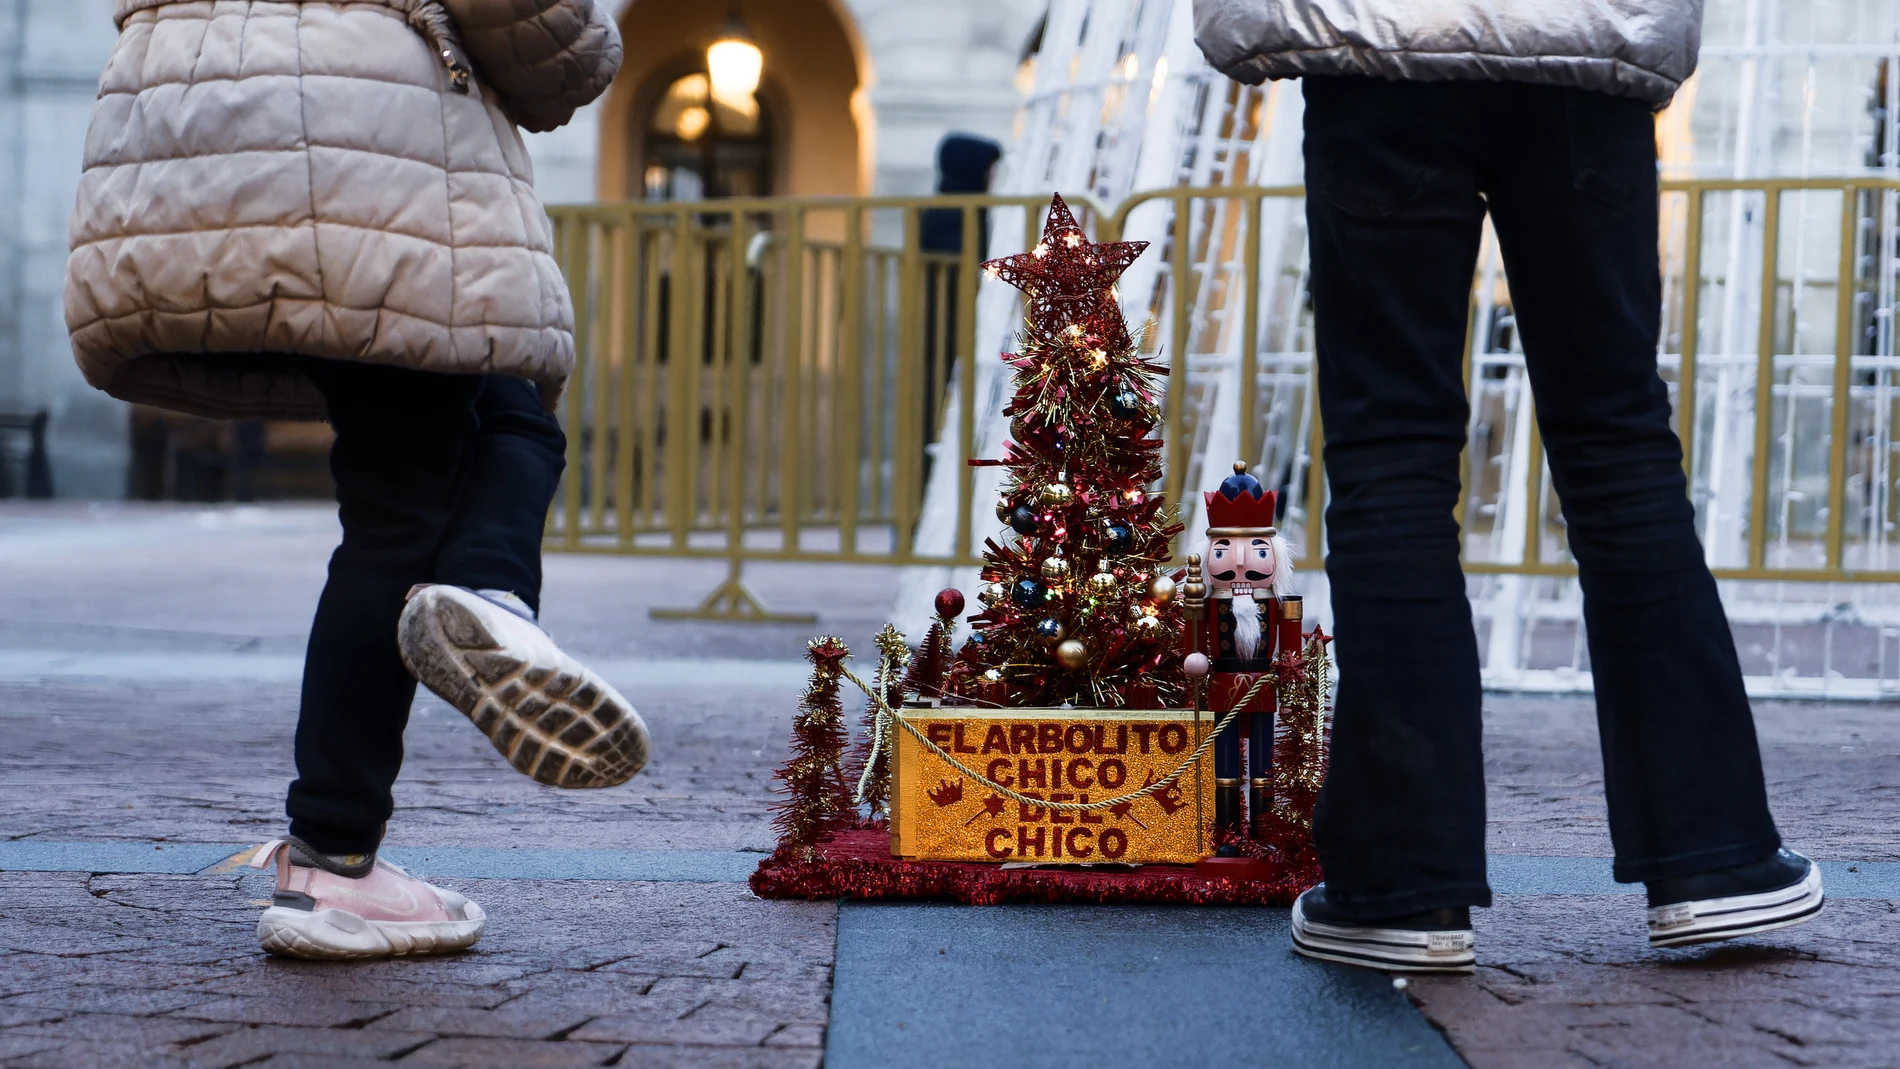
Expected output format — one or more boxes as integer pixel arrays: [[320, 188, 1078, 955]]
[[1009, 505, 1040, 535], [1034, 617, 1066, 643], [1011, 578, 1045, 607], [1105, 521, 1134, 552], [1109, 388, 1142, 420]]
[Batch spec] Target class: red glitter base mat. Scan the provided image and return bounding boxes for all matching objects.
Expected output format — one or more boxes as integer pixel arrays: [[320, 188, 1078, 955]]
[[749, 829, 1320, 906]]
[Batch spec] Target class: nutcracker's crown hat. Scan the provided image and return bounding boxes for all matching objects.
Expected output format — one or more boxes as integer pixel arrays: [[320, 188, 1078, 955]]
[[1204, 462, 1277, 536]]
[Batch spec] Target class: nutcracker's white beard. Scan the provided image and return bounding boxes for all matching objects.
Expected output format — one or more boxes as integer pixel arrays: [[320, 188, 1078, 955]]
[[1232, 597, 1262, 659]]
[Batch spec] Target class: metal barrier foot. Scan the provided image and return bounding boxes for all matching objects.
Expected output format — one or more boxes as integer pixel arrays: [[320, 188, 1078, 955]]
[[650, 563, 817, 624]]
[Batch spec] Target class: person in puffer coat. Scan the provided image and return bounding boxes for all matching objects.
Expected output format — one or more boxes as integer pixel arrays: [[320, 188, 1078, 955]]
[[66, 0, 649, 960], [1192, 1, 1822, 971]]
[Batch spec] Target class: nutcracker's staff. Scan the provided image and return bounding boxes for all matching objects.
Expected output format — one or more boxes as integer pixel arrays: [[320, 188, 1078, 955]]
[[1180, 554, 1245, 833]]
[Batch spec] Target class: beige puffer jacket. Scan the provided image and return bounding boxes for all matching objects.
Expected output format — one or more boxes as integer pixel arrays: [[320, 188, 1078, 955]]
[[64, 0, 621, 420]]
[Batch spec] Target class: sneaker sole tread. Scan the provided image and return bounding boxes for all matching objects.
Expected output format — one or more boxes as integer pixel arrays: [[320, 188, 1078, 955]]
[[399, 591, 649, 789], [256, 905, 485, 961]]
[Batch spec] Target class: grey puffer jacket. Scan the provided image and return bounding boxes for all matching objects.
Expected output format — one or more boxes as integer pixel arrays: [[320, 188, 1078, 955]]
[[1192, 0, 1703, 107]]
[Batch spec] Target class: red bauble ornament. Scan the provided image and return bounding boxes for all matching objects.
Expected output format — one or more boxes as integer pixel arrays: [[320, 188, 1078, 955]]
[[935, 588, 967, 619]]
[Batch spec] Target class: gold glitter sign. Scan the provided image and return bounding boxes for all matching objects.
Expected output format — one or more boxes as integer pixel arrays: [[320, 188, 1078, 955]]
[[888, 708, 1217, 865]]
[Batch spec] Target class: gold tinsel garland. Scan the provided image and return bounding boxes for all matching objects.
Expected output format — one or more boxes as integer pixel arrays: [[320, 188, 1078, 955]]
[[1267, 629, 1333, 837]]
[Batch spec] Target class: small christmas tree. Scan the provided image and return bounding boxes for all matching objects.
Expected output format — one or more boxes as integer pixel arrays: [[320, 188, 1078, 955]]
[[951, 196, 1186, 708], [772, 636, 856, 852], [901, 588, 963, 701]]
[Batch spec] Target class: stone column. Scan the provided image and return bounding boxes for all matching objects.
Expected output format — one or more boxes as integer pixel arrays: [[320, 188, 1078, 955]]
[[0, 0, 126, 498], [843, 0, 1040, 196]]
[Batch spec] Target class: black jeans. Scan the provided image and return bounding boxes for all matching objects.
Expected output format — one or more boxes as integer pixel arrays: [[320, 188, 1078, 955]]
[[285, 362, 565, 855], [1301, 77, 1782, 918]]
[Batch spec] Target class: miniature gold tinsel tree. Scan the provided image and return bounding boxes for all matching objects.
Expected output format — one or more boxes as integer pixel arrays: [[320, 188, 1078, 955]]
[[1259, 629, 1333, 864], [847, 625, 910, 821]]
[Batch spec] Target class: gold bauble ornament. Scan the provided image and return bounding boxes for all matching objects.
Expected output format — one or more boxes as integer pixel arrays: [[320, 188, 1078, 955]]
[[978, 582, 1007, 605], [1149, 575, 1177, 603], [1132, 613, 1164, 635], [1055, 639, 1089, 669], [1040, 555, 1071, 580], [1087, 563, 1118, 592], [1041, 481, 1074, 507], [995, 498, 1012, 523]]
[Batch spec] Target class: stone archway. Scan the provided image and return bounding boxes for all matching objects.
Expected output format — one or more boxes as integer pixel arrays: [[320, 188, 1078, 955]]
[[600, 0, 868, 201]]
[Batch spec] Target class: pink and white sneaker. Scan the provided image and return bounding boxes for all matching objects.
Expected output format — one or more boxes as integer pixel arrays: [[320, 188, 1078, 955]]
[[249, 839, 485, 960], [398, 584, 649, 789]]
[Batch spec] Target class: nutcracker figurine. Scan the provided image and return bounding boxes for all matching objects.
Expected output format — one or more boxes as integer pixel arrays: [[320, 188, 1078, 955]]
[[1179, 462, 1300, 847]]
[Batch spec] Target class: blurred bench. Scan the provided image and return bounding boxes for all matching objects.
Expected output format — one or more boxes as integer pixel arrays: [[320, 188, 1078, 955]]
[[0, 410, 53, 498], [129, 408, 333, 501]]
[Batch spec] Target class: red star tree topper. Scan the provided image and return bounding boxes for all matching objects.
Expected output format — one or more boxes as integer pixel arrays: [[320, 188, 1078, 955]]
[[950, 195, 1187, 708]]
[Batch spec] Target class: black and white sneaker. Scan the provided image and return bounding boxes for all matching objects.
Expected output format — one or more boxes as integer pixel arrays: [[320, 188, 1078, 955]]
[[1290, 884, 1476, 973], [1646, 848, 1824, 948]]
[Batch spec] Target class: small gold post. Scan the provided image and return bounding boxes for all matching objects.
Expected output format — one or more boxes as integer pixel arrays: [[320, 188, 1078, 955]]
[[1193, 674, 1206, 854]]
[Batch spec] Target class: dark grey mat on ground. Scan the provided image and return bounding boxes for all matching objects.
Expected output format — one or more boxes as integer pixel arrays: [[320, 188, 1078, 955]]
[[827, 902, 1465, 1069]]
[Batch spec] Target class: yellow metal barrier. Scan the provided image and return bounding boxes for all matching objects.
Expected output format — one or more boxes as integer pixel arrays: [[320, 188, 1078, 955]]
[[548, 178, 1900, 620], [545, 195, 1076, 618]]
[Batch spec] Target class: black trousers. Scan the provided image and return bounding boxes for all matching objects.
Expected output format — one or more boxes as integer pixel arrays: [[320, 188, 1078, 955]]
[[1301, 77, 1782, 918], [285, 362, 566, 855]]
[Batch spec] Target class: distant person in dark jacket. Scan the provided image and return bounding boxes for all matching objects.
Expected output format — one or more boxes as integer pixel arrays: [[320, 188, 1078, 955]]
[[920, 134, 1003, 474], [921, 134, 1004, 255], [1193, 0, 1822, 973]]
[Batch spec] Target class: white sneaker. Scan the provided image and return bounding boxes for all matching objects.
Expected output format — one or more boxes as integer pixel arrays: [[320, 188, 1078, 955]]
[[250, 839, 485, 960], [398, 584, 649, 788]]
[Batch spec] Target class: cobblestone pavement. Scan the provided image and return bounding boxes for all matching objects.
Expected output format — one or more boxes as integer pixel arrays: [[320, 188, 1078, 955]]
[[0, 504, 873, 1068], [1412, 695, 1900, 1069], [1, 503, 1897, 1067]]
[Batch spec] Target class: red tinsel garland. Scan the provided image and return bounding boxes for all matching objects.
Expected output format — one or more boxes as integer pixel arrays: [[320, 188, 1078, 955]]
[[751, 828, 1320, 907]]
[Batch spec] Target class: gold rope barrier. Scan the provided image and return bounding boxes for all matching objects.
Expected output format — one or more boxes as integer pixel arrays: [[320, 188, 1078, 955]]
[[840, 668, 1273, 814]]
